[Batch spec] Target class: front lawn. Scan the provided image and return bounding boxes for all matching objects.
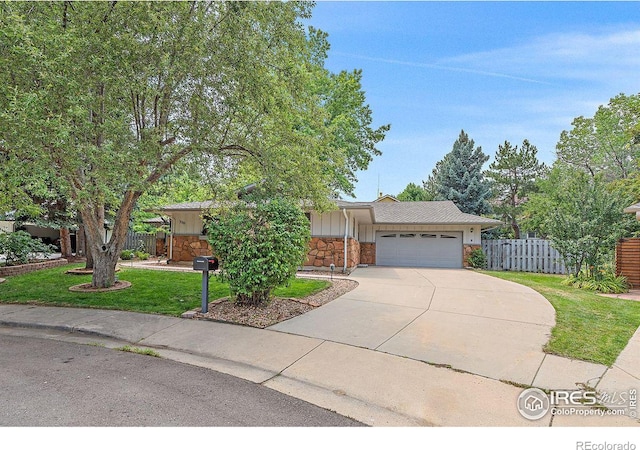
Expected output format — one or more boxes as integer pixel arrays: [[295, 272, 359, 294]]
[[483, 271, 640, 366], [0, 264, 330, 317]]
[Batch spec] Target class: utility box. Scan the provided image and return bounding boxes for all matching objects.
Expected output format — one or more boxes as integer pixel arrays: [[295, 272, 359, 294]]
[[193, 256, 218, 272]]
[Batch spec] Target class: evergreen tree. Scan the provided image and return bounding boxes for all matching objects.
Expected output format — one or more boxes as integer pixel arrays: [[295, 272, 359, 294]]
[[486, 140, 547, 238], [430, 130, 492, 215]]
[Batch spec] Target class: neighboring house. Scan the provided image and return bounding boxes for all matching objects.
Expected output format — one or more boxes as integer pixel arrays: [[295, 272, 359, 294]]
[[375, 194, 400, 203], [149, 201, 216, 263], [0, 220, 14, 233], [152, 197, 501, 270], [624, 202, 640, 220]]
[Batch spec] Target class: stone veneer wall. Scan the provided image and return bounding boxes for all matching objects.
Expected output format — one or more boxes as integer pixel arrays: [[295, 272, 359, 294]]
[[360, 242, 376, 265], [171, 235, 213, 262], [305, 237, 360, 269], [463, 244, 481, 268], [156, 239, 166, 257], [0, 258, 68, 277]]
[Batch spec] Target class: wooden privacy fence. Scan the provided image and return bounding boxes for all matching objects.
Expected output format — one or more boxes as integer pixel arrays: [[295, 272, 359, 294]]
[[616, 238, 640, 288], [124, 231, 157, 256], [482, 239, 566, 274]]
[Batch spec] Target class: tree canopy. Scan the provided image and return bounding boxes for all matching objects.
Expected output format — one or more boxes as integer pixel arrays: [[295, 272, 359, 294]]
[[0, 2, 387, 287], [525, 168, 634, 275], [556, 93, 640, 181], [397, 182, 432, 202]]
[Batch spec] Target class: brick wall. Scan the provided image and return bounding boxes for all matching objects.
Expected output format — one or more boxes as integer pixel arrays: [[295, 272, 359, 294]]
[[0, 258, 69, 277]]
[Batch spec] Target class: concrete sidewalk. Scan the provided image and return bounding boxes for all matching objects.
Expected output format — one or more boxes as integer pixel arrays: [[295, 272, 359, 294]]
[[1, 302, 638, 427]]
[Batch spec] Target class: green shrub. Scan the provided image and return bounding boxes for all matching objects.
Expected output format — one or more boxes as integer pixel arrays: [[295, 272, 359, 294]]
[[135, 251, 149, 260], [120, 249, 135, 260], [0, 231, 55, 265], [207, 196, 310, 306], [467, 248, 487, 269], [562, 267, 629, 294]]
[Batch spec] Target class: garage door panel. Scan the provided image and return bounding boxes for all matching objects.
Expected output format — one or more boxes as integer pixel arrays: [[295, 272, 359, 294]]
[[375, 231, 462, 268]]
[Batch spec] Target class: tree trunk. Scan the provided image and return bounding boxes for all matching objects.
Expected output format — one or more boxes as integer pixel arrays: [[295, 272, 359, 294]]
[[76, 224, 85, 257], [91, 249, 119, 288], [85, 234, 94, 270], [511, 218, 521, 239], [59, 227, 72, 257], [236, 289, 271, 306], [81, 191, 142, 288]]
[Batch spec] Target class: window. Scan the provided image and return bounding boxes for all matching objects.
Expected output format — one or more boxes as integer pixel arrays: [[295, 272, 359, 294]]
[[381, 233, 396, 238], [399, 233, 416, 238], [420, 234, 437, 238], [440, 234, 458, 239]]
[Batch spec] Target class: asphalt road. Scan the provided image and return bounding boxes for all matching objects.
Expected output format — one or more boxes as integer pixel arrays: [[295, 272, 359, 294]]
[[0, 334, 363, 427]]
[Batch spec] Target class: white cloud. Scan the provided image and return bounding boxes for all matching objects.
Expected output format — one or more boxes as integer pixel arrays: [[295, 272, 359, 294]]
[[441, 27, 640, 86]]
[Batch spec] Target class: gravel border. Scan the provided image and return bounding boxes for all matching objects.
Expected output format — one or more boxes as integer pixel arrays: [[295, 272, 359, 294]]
[[187, 278, 358, 328]]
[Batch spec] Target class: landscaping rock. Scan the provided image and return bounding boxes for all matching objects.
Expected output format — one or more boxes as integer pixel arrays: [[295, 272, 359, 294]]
[[190, 278, 358, 328]]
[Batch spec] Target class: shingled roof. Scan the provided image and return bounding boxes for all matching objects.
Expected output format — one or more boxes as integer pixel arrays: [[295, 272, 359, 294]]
[[152, 198, 501, 227], [152, 201, 216, 212], [371, 201, 501, 225]]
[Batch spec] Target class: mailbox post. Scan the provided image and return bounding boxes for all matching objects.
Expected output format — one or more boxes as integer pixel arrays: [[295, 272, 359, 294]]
[[192, 256, 219, 313]]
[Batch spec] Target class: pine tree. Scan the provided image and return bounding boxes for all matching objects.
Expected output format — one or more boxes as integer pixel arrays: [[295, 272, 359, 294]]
[[486, 140, 547, 238], [430, 130, 492, 215]]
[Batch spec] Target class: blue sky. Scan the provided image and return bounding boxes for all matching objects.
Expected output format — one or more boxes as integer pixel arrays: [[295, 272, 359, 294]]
[[306, 1, 640, 200]]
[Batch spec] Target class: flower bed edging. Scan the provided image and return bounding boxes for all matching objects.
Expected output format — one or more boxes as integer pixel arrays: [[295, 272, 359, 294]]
[[0, 258, 69, 277]]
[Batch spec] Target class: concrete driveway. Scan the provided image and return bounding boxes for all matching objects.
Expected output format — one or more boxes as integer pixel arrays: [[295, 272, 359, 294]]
[[269, 267, 557, 385]]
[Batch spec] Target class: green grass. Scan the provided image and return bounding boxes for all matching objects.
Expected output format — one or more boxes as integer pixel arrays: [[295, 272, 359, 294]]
[[483, 271, 640, 366], [115, 345, 161, 357], [0, 264, 329, 317]]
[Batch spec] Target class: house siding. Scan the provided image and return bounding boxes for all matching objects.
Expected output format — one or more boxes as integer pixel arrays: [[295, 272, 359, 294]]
[[172, 212, 205, 236], [309, 210, 355, 238]]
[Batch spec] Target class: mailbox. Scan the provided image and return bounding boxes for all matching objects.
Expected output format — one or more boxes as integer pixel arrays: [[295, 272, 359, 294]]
[[193, 256, 218, 314], [193, 256, 218, 272]]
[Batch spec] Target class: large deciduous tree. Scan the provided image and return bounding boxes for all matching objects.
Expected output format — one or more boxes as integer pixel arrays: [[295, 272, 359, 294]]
[[486, 140, 547, 238], [397, 182, 432, 202], [556, 93, 640, 181], [427, 130, 492, 215], [0, 2, 386, 288], [526, 168, 633, 275]]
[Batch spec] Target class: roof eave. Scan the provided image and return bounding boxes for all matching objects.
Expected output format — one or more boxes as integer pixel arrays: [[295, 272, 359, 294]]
[[372, 221, 502, 226]]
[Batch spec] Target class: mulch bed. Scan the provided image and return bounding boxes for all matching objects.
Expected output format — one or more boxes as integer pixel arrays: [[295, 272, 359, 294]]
[[189, 278, 358, 328], [68, 280, 132, 293]]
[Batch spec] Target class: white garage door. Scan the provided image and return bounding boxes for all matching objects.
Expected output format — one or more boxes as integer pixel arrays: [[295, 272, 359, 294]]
[[375, 231, 463, 268]]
